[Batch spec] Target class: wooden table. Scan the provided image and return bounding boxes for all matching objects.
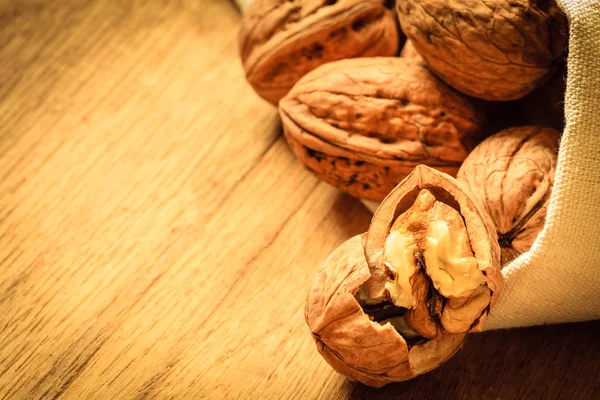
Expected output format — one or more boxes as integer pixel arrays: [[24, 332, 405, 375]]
[[0, 1, 598, 398]]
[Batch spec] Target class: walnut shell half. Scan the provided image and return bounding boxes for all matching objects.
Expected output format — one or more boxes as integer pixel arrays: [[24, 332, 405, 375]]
[[239, 0, 400, 104], [306, 166, 502, 386], [457, 126, 560, 266], [397, 0, 567, 101], [279, 57, 486, 201]]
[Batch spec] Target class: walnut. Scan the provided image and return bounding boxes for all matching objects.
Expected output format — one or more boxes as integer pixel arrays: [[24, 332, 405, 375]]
[[238, 0, 400, 105], [457, 126, 560, 266], [279, 57, 486, 201], [396, 0, 568, 101], [305, 166, 502, 386]]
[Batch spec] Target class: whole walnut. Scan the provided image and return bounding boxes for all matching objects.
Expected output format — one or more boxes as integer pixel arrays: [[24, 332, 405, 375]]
[[306, 166, 502, 386], [239, 0, 400, 105], [457, 126, 560, 266], [397, 0, 568, 101], [279, 57, 487, 201]]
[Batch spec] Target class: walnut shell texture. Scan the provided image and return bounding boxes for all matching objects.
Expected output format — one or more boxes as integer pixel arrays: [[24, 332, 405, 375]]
[[305, 166, 502, 386], [279, 57, 486, 201], [305, 234, 466, 387], [397, 0, 568, 101], [239, 0, 400, 104], [457, 126, 560, 266]]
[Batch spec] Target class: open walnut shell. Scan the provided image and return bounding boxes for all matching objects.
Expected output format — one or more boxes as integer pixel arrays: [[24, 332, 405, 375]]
[[397, 0, 567, 101], [280, 57, 486, 201], [239, 0, 400, 104], [457, 126, 560, 266], [305, 166, 502, 386]]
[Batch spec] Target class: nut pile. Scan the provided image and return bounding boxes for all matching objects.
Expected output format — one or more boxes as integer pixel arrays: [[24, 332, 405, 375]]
[[240, 0, 565, 386]]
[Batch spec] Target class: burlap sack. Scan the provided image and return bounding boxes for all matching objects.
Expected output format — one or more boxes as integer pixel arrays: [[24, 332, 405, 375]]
[[237, 0, 600, 329], [485, 0, 600, 329]]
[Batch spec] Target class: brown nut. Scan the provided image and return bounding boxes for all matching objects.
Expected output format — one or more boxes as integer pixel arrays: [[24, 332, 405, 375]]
[[457, 126, 560, 266], [239, 0, 400, 105], [305, 166, 502, 386], [279, 57, 487, 201], [397, 0, 568, 101]]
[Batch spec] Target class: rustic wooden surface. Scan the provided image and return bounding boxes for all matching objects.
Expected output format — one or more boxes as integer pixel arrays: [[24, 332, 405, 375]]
[[0, 1, 598, 399]]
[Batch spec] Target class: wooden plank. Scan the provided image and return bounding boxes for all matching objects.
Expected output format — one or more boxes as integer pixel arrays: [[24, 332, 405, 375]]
[[0, 1, 598, 399]]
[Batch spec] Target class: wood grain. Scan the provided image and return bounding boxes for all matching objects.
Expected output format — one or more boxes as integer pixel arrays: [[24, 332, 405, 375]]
[[0, 1, 598, 399]]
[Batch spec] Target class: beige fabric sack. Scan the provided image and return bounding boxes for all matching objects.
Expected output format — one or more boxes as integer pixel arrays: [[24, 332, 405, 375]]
[[237, 0, 600, 329], [485, 0, 600, 329]]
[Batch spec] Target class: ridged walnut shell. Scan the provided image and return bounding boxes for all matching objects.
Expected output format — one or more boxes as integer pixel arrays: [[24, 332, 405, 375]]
[[279, 57, 486, 201], [239, 0, 400, 105], [305, 166, 502, 386], [397, 0, 567, 101], [457, 126, 560, 266]]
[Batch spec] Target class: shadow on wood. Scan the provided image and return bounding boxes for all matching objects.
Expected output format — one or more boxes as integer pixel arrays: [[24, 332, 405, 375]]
[[345, 320, 600, 399]]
